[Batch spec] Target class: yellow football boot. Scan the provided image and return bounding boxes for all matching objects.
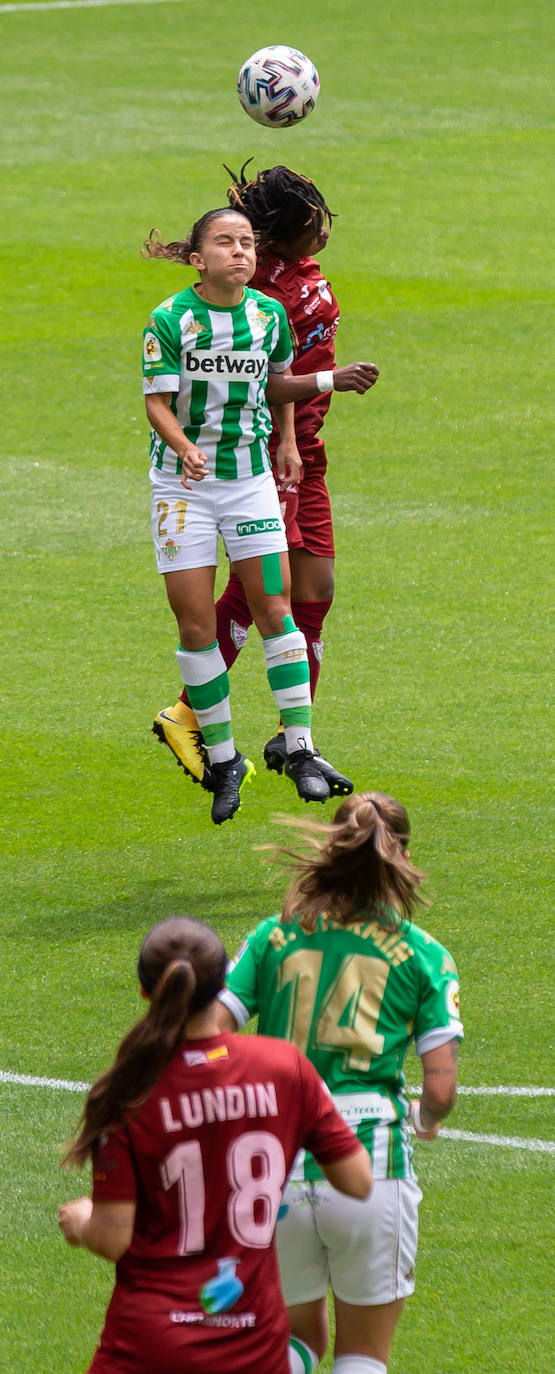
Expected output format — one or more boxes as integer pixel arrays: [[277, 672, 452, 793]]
[[153, 701, 212, 789]]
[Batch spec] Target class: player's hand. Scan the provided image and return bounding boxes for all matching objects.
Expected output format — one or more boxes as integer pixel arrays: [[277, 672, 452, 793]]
[[410, 1099, 441, 1140], [275, 438, 302, 484], [333, 362, 380, 394], [179, 444, 209, 488], [58, 1196, 93, 1246]]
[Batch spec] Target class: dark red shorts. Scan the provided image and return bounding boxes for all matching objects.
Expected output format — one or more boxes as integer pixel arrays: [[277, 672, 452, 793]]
[[272, 441, 335, 558]]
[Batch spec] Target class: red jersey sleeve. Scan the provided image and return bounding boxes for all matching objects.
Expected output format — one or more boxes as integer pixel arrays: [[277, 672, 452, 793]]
[[92, 1126, 137, 1203], [295, 1051, 361, 1164]]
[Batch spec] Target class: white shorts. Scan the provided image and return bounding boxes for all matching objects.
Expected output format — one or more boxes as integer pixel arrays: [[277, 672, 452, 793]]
[[276, 1177, 423, 1307], [150, 468, 287, 573]]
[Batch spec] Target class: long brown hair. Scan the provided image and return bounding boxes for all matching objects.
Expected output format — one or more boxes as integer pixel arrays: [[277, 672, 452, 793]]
[[63, 917, 226, 1168], [272, 792, 427, 932]]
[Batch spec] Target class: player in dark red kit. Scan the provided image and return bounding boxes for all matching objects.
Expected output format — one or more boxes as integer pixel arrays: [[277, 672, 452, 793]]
[[153, 164, 379, 797], [58, 916, 372, 1374]]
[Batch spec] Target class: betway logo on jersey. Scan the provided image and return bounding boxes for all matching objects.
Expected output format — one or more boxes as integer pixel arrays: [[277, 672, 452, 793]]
[[183, 349, 267, 380]]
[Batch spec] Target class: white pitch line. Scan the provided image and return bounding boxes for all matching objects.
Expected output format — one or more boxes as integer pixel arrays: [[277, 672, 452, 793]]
[[4, 1070, 553, 1098], [1, 1070, 90, 1092], [439, 1128, 555, 1154], [2, 1070, 554, 1155], [407, 1084, 555, 1097], [0, 0, 197, 14]]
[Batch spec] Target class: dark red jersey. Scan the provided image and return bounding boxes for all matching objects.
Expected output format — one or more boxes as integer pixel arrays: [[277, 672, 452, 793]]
[[89, 1032, 359, 1374], [253, 251, 340, 461]]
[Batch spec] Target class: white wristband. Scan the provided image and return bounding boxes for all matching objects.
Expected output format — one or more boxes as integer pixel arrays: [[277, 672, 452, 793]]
[[412, 1101, 424, 1133], [315, 370, 334, 393]]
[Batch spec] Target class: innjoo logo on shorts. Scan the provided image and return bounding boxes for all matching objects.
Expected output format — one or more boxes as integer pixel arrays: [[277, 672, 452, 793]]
[[236, 519, 281, 536]]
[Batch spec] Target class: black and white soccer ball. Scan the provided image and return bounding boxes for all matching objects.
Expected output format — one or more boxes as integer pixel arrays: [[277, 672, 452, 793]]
[[237, 45, 320, 128]]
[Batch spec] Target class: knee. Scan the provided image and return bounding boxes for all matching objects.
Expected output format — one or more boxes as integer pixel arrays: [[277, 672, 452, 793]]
[[176, 612, 216, 651], [178, 626, 211, 651], [318, 570, 334, 603], [252, 597, 292, 639], [290, 558, 335, 605]]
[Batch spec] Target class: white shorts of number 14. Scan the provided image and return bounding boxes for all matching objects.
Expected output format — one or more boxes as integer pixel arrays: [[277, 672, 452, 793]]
[[277, 1176, 423, 1306]]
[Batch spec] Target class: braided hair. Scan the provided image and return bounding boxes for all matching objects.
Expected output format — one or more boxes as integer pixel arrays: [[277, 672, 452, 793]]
[[224, 159, 336, 249]]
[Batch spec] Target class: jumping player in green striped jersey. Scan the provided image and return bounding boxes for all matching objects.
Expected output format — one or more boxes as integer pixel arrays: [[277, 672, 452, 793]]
[[216, 792, 463, 1374], [142, 208, 378, 825]]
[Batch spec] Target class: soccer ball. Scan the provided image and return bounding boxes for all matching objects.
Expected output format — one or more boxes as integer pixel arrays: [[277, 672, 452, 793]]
[[237, 45, 320, 128]]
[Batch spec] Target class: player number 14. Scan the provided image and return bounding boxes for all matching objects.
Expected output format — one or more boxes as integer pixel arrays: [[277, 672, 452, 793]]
[[277, 950, 389, 1071]]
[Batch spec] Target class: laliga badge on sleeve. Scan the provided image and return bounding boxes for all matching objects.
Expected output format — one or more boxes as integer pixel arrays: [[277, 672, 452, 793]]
[[447, 980, 461, 1019], [144, 331, 162, 363]]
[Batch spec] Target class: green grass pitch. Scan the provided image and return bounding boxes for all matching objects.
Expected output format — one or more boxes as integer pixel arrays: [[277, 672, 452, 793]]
[[1, 0, 553, 1369]]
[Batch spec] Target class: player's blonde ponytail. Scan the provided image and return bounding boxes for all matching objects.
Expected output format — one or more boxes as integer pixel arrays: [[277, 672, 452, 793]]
[[273, 792, 427, 932]]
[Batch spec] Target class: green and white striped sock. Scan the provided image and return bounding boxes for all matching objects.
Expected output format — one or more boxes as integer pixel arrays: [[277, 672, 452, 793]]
[[289, 1336, 318, 1372], [176, 642, 235, 764], [262, 616, 314, 755]]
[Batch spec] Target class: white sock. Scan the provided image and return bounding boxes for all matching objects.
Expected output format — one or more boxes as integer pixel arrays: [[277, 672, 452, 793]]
[[262, 624, 314, 754], [176, 642, 235, 764], [332, 1358, 387, 1374], [289, 1337, 318, 1373]]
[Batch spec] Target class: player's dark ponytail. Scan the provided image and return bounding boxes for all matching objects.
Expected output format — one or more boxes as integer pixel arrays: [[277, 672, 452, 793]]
[[273, 792, 427, 932], [63, 918, 226, 1168]]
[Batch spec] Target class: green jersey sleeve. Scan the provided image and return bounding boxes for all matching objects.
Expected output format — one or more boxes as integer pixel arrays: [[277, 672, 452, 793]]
[[411, 929, 463, 1051], [219, 916, 280, 1026], [142, 299, 181, 388]]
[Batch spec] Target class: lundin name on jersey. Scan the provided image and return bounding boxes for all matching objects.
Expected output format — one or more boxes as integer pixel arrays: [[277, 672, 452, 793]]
[[184, 350, 267, 380], [159, 1080, 279, 1132]]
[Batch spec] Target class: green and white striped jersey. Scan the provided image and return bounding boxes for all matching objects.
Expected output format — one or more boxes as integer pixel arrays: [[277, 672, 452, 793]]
[[221, 912, 463, 1180], [142, 284, 293, 480]]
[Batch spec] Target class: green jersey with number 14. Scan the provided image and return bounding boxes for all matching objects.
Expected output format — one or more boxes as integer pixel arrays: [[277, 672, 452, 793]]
[[142, 285, 293, 481], [221, 912, 463, 1180]]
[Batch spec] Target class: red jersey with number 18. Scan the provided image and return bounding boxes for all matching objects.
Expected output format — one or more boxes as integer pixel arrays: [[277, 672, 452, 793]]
[[88, 1032, 359, 1374]]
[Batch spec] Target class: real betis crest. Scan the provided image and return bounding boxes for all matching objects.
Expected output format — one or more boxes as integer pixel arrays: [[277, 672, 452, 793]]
[[162, 538, 181, 560]]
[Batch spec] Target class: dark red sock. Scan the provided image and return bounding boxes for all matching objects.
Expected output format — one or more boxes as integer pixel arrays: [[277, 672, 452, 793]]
[[216, 573, 252, 669], [291, 599, 332, 702]]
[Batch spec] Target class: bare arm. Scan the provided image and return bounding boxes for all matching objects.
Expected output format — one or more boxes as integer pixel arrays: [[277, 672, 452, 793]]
[[270, 399, 302, 482], [144, 392, 209, 489], [58, 1197, 135, 1262], [411, 1038, 459, 1139], [213, 999, 239, 1031], [266, 361, 379, 406], [321, 1143, 373, 1200]]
